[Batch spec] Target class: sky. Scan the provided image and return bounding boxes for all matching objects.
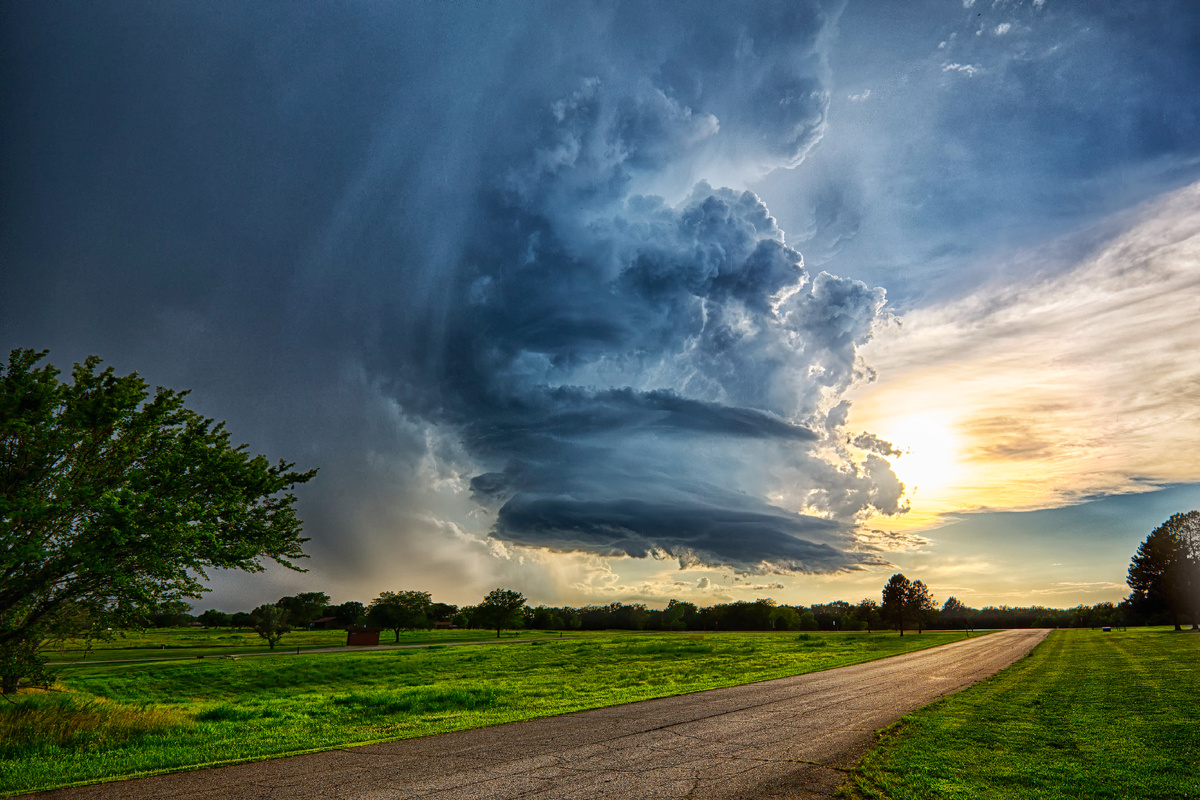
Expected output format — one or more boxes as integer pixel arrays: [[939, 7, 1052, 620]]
[[4, 0, 1200, 612]]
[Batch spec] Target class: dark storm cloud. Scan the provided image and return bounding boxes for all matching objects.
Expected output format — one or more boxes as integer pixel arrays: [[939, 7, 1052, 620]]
[[493, 495, 880, 573], [2, 0, 903, 581]]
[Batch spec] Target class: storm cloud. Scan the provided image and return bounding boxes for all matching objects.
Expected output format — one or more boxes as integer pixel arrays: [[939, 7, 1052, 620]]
[[379, 6, 903, 572], [2, 1, 906, 590]]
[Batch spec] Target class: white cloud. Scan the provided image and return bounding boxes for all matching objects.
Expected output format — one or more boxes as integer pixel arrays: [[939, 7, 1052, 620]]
[[942, 62, 981, 76], [850, 180, 1200, 527], [995, 22, 1012, 35], [848, 89, 872, 102]]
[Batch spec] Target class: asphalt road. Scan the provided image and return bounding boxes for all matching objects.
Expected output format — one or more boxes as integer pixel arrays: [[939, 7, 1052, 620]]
[[26, 628, 1048, 800]]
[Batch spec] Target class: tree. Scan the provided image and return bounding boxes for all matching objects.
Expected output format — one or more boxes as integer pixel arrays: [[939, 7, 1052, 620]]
[[146, 599, 194, 628], [881, 574, 911, 635], [475, 588, 526, 638], [367, 590, 432, 642], [331, 600, 366, 627], [941, 596, 972, 634], [251, 604, 292, 649], [1128, 511, 1200, 631], [907, 580, 935, 634], [662, 599, 697, 630], [198, 609, 232, 628], [277, 592, 330, 628], [0, 349, 316, 692], [428, 602, 459, 624], [881, 574, 936, 636], [853, 599, 881, 633]]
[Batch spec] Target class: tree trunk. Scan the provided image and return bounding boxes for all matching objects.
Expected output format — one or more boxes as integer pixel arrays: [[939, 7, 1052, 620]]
[[496, 627, 501, 638]]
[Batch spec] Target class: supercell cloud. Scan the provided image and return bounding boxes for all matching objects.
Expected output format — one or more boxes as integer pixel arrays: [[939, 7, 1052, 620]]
[[383, 3, 903, 572]]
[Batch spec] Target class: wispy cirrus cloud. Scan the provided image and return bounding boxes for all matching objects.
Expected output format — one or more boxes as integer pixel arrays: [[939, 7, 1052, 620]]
[[850, 181, 1200, 527]]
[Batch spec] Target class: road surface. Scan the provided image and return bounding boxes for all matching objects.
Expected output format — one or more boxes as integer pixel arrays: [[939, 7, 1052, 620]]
[[25, 628, 1049, 800]]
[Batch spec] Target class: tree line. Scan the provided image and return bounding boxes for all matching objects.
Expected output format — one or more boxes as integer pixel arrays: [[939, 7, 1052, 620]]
[[168, 576, 1141, 652]]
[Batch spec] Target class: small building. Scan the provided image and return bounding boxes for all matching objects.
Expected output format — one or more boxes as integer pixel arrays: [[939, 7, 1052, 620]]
[[309, 616, 342, 630], [346, 626, 382, 646]]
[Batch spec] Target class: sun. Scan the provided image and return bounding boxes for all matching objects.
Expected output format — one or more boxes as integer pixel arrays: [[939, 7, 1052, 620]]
[[878, 413, 961, 496]]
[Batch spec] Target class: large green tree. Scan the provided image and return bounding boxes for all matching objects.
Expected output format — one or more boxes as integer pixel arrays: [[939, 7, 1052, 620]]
[[276, 592, 330, 627], [475, 588, 526, 638], [1128, 511, 1200, 631], [367, 590, 433, 642], [0, 349, 315, 692]]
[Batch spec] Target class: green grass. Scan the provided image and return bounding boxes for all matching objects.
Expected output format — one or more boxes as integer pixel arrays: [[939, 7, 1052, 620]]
[[848, 628, 1200, 800], [3, 629, 971, 795], [43, 626, 556, 663]]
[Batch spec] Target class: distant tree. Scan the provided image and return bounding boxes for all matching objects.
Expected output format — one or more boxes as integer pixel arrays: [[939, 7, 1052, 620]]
[[146, 600, 194, 628], [531, 606, 565, 630], [662, 599, 697, 630], [907, 580, 935, 633], [1128, 511, 1200, 631], [230, 611, 254, 628], [475, 588, 526, 638], [198, 609, 232, 628], [852, 599, 880, 633], [772, 606, 802, 631], [250, 604, 292, 649], [0, 348, 315, 693], [941, 596, 972, 633], [428, 602, 459, 624], [882, 574, 911, 635], [331, 601, 366, 627], [367, 591, 432, 642], [277, 592, 330, 628]]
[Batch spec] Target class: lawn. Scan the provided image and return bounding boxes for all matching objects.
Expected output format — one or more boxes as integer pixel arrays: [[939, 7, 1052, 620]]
[[3, 629, 970, 795], [42, 626, 556, 663], [847, 627, 1200, 800]]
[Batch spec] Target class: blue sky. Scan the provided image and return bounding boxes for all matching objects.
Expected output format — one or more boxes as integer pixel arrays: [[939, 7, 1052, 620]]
[[4, 1, 1199, 610]]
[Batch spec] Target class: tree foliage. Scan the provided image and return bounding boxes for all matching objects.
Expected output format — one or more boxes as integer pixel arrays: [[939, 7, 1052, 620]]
[[276, 592, 330, 628], [331, 600, 366, 626], [475, 588, 526, 638], [1128, 511, 1200, 631], [0, 348, 315, 691], [907, 579, 935, 633], [941, 596, 972, 633], [881, 573, 935, 636], [367, 590, 433, 642], [250, 604, 292, 649]]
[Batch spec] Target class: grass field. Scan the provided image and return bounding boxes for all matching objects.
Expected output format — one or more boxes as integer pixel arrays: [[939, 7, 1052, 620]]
[[42, 626, 554, 663], [847, 628, 1200, 800], [3, 629, 969, 795]]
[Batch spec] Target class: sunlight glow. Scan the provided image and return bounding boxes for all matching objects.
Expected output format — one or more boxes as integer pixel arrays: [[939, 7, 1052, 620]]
[[877, 413, 961, 497]]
